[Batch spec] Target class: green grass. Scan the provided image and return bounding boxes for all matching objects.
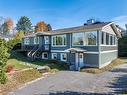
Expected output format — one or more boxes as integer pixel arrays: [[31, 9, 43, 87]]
[[31, 60, 69, 70], [6, 59, 31, 70], [8, 51, 68, 71]]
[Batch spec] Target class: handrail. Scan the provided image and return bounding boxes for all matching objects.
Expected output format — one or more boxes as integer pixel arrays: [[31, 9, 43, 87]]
[[31, 46, 41, 57], [27, 45, 38, 57]]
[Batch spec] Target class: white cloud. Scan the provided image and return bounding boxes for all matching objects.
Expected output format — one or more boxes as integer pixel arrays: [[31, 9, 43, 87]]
[[112, 16, 127, 29]]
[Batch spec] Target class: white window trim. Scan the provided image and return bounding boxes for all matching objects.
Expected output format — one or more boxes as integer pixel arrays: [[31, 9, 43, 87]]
[[24, 38, 30, 45], [60, 53, 67, 62], [101, 31, 117, 46], [72, 31, 97, 46], [44, 36, 49, 44], [51, 34, 67, 47], [34, 37, 39, 44], [42, 52, 48, 59], [52, 53, 57, 60]]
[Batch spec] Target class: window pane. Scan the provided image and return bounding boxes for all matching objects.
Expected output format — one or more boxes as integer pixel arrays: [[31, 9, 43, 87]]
[[72, 32, 84, 45], [110, 35, 113, 45], [85, 31, 97, 45], [106, 33, 109, 45], [52, 35, 67, 46], [101, 32, 104, 44]]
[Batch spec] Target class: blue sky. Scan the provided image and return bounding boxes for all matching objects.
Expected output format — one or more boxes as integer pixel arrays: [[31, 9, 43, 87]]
[[0, 0, 127, 29]]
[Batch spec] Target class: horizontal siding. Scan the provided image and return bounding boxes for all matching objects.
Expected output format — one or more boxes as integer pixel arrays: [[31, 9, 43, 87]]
[[100, 46, 117, 51], [84, 54, 99, 67], [100, 51, 117, 65]]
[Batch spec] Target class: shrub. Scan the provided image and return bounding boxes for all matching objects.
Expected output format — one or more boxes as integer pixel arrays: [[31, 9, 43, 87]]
[[0, 70, 7, 84], [50, 60, 59, 64], [50, 69, 59, 73], [4, 65, 14, 73]]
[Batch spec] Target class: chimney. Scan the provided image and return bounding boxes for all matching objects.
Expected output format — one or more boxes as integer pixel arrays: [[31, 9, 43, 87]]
[[87, 19, 95, 24]]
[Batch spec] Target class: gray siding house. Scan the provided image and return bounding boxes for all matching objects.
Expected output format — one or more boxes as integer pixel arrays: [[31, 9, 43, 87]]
[[21, 20, 121, 70]]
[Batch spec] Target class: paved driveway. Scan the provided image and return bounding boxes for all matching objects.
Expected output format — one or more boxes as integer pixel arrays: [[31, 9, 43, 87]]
[[10, 64, 127, 95]]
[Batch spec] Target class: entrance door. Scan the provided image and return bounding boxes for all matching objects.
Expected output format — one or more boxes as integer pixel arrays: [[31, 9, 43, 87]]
[[75, 53, 84, 70]]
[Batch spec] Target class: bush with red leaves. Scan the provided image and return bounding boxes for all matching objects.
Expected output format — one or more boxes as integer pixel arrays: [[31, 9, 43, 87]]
[[4, 65, 14, 73]]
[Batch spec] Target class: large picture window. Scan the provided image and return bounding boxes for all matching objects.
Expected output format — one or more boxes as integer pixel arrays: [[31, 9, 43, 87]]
[[72, 32, 84, 45], [72, 31, 97, 46], [85, 32, 97, 45], [52, 34, 67, 46]]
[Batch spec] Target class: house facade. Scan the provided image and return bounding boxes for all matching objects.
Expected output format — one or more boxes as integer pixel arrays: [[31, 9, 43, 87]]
[[21, 21, 121, 70]]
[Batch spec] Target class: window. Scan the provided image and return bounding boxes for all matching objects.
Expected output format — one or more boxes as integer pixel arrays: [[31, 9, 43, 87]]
[[110, 35, 113, 45], [24, 37, 30, 45], [52, 53, 57, 60], [34, 37, 39, 44], [73, 32, 84, 45], [44, 36, 49, 44], [101, 32, 105, 44], [72, 31, 97, 46], [61, 53, 67, 61], [42, 52, 48, 59], [106, 33, 109, 45], [52, 35, 67, 46], [85, 32, 97, 45]]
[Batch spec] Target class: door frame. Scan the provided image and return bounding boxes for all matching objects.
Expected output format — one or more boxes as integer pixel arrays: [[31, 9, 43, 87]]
[[75, 53, 84, 70]]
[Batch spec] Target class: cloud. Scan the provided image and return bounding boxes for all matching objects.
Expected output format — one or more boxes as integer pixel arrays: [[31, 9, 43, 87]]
[[112, 16, 127, 29]]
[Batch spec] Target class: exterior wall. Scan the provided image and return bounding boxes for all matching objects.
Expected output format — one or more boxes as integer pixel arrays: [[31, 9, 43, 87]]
[[51, 31, 99, 52], [100, 46, 117, 51], [51, 52, 99, 68], [98, 29, 118, 68], [51, 33, 71, 50], [102, 25, 116, 35], [100, 51, 117, 68], [84, 53, 99, 67]]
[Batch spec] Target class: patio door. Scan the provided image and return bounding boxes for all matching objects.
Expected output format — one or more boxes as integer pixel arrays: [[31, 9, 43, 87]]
[[75, 53, 84, 70]]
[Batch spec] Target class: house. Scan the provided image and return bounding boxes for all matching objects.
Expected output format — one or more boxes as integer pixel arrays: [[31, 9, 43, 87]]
[[21, 20, 121, 70]]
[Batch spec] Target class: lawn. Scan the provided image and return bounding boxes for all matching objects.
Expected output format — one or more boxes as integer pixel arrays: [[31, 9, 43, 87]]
[[6, 59, 31, 70], [31, 60, 69, 70]]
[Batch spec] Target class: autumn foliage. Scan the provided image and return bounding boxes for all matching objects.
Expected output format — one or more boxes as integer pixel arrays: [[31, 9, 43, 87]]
[[6, 19, 13, 29], [35, 21, 52, 32]]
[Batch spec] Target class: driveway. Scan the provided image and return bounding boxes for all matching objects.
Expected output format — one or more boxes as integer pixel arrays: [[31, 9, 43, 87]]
[[9, 64, 127, 95]]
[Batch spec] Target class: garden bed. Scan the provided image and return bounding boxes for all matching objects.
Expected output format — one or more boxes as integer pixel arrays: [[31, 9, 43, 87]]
[[0, 69, 42, 95]]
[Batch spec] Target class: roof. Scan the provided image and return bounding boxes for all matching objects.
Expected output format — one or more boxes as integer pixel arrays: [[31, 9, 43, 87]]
[[50, 22, 111, 34], [23, 22, 121, 38]]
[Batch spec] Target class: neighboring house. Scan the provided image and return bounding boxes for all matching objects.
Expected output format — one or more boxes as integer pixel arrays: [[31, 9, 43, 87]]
[[21, 20, 121, 70], [0, 33, 14, 41]]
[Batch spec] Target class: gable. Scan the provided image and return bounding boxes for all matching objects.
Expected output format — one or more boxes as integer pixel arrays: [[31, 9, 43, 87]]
[[102, 25, 116, 35]]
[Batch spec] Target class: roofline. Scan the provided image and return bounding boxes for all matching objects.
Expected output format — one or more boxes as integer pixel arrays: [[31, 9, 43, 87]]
[[23, 22, 118, 38]]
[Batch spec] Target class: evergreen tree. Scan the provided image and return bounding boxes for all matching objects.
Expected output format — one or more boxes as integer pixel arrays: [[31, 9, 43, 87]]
[[16, 16, 33, 34]]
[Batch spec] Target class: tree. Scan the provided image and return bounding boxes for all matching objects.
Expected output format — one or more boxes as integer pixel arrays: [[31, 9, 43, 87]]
[[47, 24, 52, 31], [1, 18, 13, 35], [16, 16, 33, 34], [35, 21, 47, 32], [0, 39, 10, 84]]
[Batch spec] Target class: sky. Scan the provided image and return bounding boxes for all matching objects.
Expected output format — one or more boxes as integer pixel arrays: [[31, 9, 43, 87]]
[[0, 0, 127, 29]]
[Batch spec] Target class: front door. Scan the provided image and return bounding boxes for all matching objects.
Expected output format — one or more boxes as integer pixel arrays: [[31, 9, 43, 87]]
[[75, 53, 84, 70]]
